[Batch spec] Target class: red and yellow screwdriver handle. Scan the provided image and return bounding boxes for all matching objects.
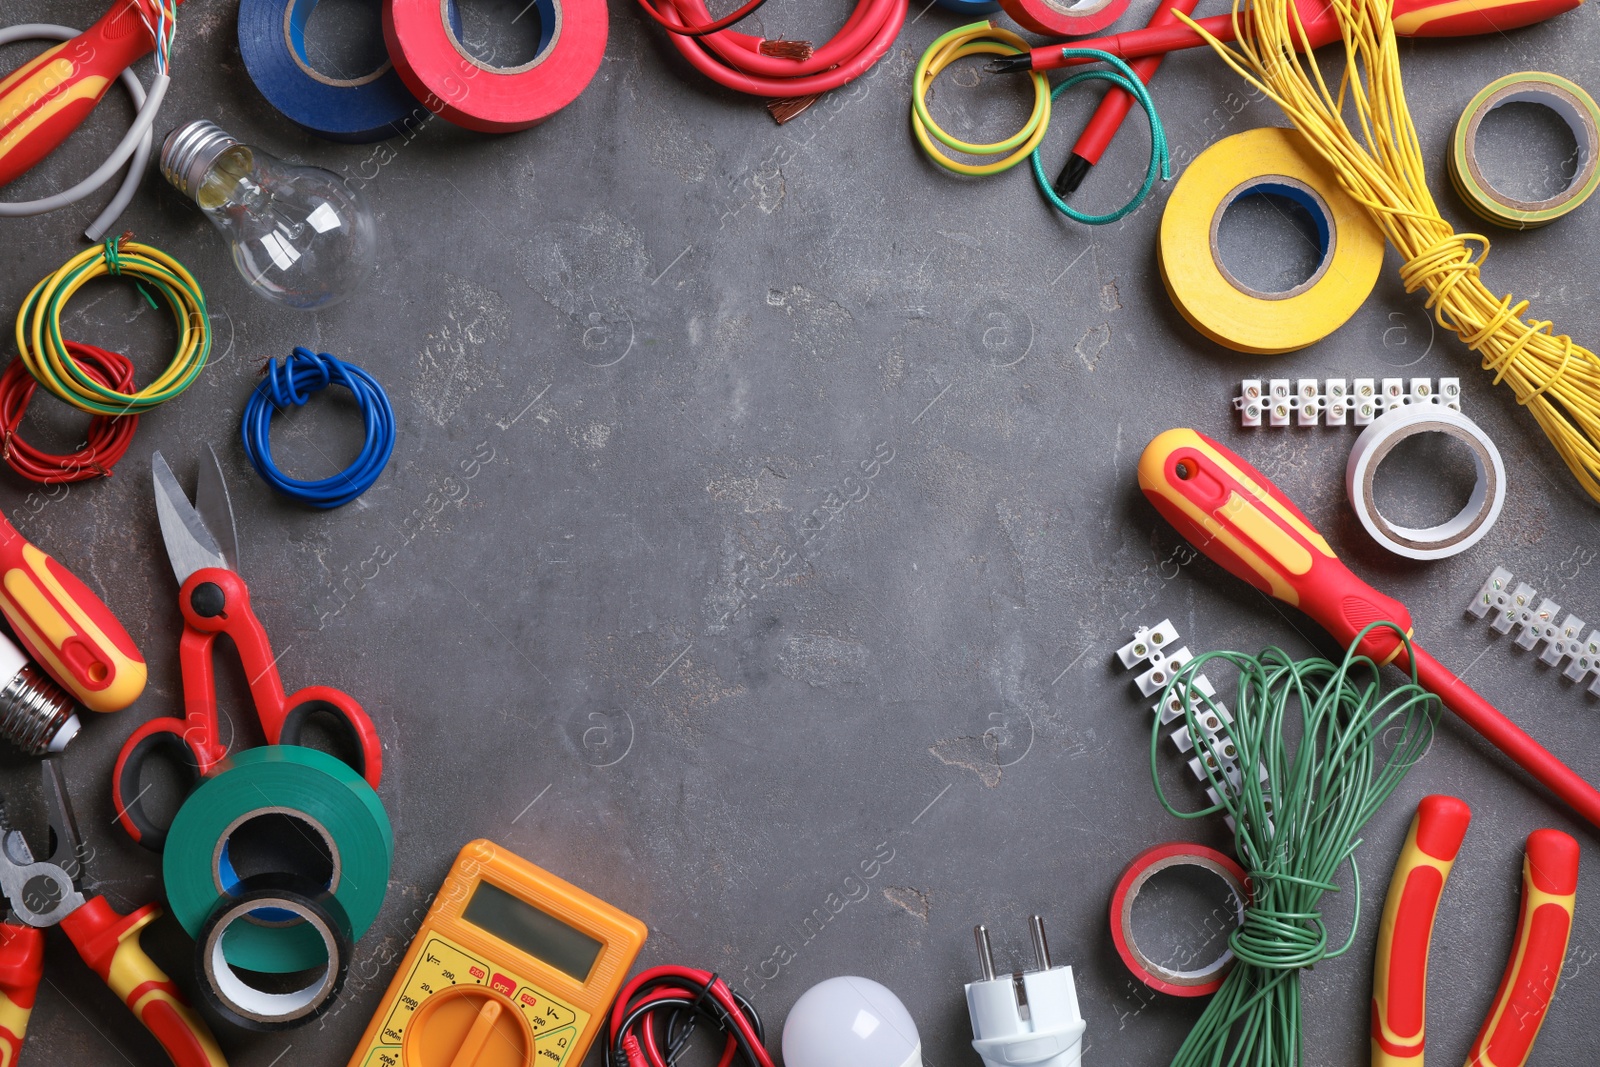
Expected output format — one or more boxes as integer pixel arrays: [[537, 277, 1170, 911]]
[[1371, 795, 1472, 1066], [1137, 429, 1413, 663], [0, 522, 145, 713], [1388, 0, 1580, 37], [0, 924, 44, 1067], [59, 897, 225, 1067], [1467, 829, 1580, 1067], [0, 0, 174, 189]]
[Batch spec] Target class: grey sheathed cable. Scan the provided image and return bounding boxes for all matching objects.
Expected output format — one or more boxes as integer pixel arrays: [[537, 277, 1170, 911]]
[[0, 25, 166, 240]]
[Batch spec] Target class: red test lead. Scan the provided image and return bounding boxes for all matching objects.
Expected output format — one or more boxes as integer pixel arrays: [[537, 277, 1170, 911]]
[[1055, 0, 1199, 196], [987, 0, 1582, 75]]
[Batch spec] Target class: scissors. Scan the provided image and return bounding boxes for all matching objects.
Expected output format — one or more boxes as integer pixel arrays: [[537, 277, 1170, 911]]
[[112, 446, 383, 850]]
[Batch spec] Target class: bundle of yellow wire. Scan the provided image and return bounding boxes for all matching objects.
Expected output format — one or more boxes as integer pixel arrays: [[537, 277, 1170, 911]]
[[1183, 0, 1600, 503]]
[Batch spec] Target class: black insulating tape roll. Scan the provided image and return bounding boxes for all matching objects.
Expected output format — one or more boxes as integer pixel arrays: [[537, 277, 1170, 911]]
[[196, 873, 354, 1031]]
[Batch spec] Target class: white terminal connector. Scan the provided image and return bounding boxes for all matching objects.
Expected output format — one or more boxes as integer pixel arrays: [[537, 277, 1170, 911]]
[[1466, 567, 1600, 697], [1235, 376, 1460, 427], [966, 918, 1085, 1067]]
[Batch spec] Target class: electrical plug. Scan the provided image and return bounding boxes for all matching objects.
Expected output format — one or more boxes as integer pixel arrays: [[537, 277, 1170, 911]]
[[965, 916, 1086, 1067]]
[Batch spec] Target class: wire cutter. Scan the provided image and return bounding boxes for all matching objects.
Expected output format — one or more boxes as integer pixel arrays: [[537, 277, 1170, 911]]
[[112, 447, 383, 850], [0, 760, 226, 1067]]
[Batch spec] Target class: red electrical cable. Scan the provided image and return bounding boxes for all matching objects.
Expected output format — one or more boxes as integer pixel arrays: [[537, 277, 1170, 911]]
[[0, 345, 139, 484], [636, 0, 771, 35], [608, 965, 776, 1067], [638, 0, 907, 119]]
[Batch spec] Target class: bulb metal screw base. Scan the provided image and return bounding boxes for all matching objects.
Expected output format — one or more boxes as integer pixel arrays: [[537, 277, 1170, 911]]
[[160, 119, 240, 201], [0, 664, 79, 756]]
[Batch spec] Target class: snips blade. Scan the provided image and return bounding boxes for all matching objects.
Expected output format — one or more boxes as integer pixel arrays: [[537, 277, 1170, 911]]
[[152, 451, 230, 586], [196, 444, 240, 574]]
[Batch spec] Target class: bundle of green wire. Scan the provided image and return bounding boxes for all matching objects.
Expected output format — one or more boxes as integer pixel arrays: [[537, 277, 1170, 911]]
[[1151, 622, 1437, 1067]]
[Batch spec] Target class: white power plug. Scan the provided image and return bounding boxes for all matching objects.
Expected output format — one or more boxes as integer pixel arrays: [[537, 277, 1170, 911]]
[[965, 917, 1086, 1067]]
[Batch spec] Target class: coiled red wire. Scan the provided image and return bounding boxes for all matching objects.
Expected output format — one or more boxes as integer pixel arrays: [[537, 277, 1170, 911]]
[[607, 966, 775, 1067], [0, 344, 138, 483], [637, 0, 907, 115]]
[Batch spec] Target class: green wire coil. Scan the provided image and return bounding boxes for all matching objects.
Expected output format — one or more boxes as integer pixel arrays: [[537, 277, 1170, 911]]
[[1151, 622, 1437, 1067]]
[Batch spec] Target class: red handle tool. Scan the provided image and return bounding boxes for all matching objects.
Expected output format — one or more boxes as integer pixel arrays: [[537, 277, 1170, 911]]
[[996, 0, 1581, 73], [1467, 828, 1580, 1067], [0, 0, 176, 189], [1371, 795, 1472, 1066], [0, 514, 144, 713], [1138, 428, 1600, 831], [0, 924, 43, 1067]]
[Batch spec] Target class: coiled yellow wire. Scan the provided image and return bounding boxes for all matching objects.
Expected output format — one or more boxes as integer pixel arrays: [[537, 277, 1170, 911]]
[[1184, 0, 1600, 503]]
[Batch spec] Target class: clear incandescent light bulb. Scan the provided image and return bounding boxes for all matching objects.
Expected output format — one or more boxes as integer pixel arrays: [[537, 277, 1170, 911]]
[[159, 119, 376, 310]]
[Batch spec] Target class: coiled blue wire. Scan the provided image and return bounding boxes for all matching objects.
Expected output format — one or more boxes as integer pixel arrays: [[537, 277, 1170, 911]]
[[1030, 48, 1171, 226], [241, 347, 395, 508]]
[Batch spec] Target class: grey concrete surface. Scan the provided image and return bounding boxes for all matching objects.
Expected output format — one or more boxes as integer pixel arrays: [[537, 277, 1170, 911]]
[[4, 0, 1600, 1064]]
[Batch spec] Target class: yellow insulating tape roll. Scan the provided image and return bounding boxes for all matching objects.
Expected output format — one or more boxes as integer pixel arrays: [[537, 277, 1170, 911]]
[[1158, 126, 1385, 355], [1448, 72, 1600, 230]]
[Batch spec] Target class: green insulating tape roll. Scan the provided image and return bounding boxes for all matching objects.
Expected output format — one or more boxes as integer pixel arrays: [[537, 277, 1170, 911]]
[[164, 745, 392, 974], [1448, 71, 1600, 229]]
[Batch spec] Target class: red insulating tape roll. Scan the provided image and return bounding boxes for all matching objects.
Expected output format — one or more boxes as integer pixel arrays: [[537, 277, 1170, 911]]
[[1110, 842, 1251, 997], [382, 0, 608, 132], [999, 0, 1129, 36]]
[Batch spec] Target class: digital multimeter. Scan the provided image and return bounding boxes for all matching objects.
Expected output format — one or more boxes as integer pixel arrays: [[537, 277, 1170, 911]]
[[346, 839, 647, 1067]]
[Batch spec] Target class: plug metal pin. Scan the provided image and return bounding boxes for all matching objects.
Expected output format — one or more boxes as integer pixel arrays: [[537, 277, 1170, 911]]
[[1030, 914, 1052, 970], [975, 924, 997, 982]]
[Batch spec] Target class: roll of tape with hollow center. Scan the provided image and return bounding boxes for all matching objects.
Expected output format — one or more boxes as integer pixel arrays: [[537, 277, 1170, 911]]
[[1449, 71, 1600, 229], [999, 0, 1130, 36], [198, 874, 353, 1030], [239, 0, 468, 142], [1110, 842, 1250, 997], [164, 746, 392, 975], [1159, 126, 1385, 355], [383, 0, 605, 132], [1346, 405, 1506, 561]]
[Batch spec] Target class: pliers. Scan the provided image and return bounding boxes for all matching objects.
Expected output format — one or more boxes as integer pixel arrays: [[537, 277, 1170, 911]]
[[1370, 794, 1580, 1067], [0, 760, 227, 1067]]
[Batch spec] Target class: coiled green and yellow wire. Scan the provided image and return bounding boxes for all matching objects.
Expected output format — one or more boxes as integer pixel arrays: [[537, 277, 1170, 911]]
[[15, 237, 209, 415]]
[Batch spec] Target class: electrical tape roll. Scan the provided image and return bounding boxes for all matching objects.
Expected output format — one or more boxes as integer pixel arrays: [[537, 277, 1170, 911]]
[[196, 873, 353, 1031], [164, 746, 392, 975], [1346, 404, 1506, 560], [935, 0, 1003, 12], [239, 0, 470, 142], [1158, 126, 1385, 355], [997, 0, 1128, 37], [383, 0, 606, 133], [1109, 842, 1250, 997], [1448, 71, 1600, 229]]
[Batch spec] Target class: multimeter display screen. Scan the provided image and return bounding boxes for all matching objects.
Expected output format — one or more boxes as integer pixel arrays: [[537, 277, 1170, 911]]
[[461, 879, 605, 980]]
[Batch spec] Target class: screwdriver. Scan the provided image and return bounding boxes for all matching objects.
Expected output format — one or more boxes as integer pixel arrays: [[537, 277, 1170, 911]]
[[1138, 428, 1600, 831], [0, 0, 180, 189], [0, 514, 144, 713], [987, 0, 1581, 74]]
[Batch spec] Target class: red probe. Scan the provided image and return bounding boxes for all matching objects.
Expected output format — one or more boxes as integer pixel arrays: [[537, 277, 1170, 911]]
[[987, 0, 1582, 74], [1054, 0, 1200, 197], [1139, 429, 1600, 831]]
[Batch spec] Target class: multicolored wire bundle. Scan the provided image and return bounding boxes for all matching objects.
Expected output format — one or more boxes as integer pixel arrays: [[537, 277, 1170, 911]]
[[634, 0, 907, 122], [912, 24, 1169, 223], [1187, 0, 1600, 504], [241, 347, 396, 509], [606, 966, 774, 1067], [1152, 623, 1437, 1067], [14, 237, 210, 417]]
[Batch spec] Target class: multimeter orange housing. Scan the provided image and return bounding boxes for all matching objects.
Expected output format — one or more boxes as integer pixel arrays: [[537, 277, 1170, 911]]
[[346, 839, 647, 1067]]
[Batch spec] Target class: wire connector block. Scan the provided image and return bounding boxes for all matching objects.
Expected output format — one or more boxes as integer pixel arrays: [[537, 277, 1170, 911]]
[[1466, 567, 1600, 695], [1236, 376, 1461, 426]]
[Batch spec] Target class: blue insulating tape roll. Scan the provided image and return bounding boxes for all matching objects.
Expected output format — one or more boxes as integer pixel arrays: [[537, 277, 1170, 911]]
[[238, 0, 465, 143], [934, 0, 1003, 12]]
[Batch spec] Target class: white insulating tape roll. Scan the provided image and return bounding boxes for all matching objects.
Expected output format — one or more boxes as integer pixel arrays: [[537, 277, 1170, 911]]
[[1346, 405, 1506, 560]]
